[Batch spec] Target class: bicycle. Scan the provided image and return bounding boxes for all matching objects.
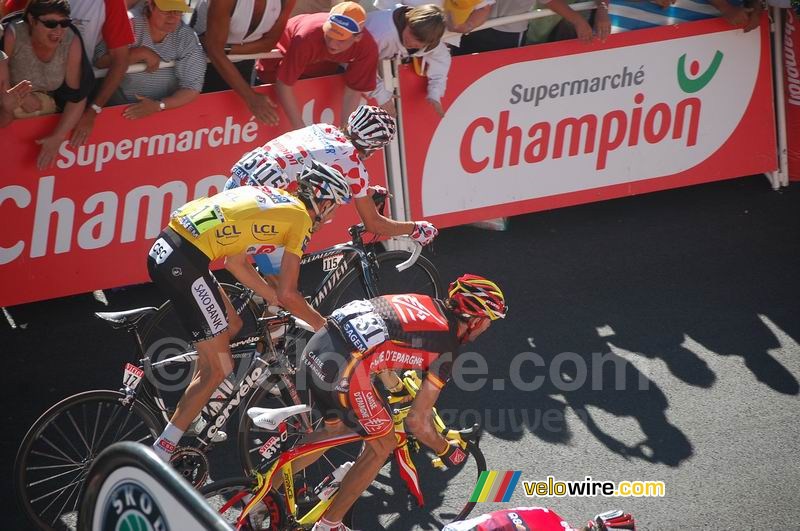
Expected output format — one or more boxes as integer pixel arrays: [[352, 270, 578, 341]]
[[201, 370, 487, 530], [14, 200, 442, 531]]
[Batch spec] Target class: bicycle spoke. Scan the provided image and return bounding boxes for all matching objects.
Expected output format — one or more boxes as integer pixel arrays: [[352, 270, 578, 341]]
[[28, 464, 87, 488], [51, 419, 86, 462], [66, 409, 92, 453], [27, 462, 83, 472], [45, 473, 83, 529], [94, 402, 124, 447], [38, 435, 81, 465], [31, 449, 77, 464], [117, 418, 150, 443], [89, 400, 102, 452], [31, 468, 84, 504], [54, 474, 84, 527], [110, 405, 136, 442]]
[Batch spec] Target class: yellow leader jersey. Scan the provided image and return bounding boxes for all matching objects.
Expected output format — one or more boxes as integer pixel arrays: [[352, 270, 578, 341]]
[[168, 186, 312, 261]]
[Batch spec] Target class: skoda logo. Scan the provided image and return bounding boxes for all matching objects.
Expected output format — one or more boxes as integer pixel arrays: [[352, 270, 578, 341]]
[[101, 480, 168, 531]]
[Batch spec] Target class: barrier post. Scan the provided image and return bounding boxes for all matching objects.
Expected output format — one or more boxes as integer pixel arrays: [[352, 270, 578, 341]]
[[771, 6, 789, 188], [382, 59, 410, 223]]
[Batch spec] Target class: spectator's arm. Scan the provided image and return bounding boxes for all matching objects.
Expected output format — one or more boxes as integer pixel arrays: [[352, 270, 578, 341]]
[[342, 85, 361, 125], [709, 0, 750, 26], [37, 37, 86, 169], [594, 0, 610, 42], [423, 44, 451, 116], [232, 0, 297, 54], [448, 4, 493, 33], [542, 0, 593, 42], [275, 79, 302, 128]]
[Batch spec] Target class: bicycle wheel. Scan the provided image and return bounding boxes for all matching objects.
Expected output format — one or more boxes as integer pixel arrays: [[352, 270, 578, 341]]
[[200, 476, 286, 530], [347, 437, 486, 529], [15, 390, 162, 531], [139, 282, 262, 395], [323, 250, 443, 315]]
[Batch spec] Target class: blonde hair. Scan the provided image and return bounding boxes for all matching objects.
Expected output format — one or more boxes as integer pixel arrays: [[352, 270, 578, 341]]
[[406, 4, 445, 52]]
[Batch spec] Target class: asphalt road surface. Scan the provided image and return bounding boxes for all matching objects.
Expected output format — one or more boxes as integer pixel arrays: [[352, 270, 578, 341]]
[[3, 175, 799, 530]]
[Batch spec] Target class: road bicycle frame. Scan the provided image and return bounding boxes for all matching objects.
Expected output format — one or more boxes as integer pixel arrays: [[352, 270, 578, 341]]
[[235, 372, 476, 529]]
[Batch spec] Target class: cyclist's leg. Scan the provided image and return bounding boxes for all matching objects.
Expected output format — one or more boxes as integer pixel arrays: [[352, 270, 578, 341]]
[[220, 283, 243, 336]]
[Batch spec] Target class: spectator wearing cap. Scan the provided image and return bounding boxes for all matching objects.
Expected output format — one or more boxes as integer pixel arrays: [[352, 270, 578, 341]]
[[365, 4, 449, 117], [257, 1, 378, 129], [192, 0, 296, 126], [2, 0, 90, 169], [607, 0, 759, 33], [93, 0, 206, 119], [68, 0, 134, 146], [374, 0, 494, 47]]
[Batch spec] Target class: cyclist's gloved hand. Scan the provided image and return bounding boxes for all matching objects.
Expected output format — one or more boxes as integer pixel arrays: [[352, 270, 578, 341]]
[[437, 440, 468, 468], [388, 386, 413, 405], [410, 221, 438, 246], [587, 510, 636, 530]]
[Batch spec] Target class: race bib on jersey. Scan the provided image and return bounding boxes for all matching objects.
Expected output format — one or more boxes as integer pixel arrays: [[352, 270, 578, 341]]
[[232, 149, 292, 189], [174, 204, 225, 238], [332, 300, 389, 352], [386, 295, 449, 332]]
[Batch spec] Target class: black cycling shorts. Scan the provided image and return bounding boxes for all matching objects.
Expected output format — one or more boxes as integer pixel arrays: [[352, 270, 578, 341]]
[[299, 326, 394, 440], [146, 227, 229, 343]]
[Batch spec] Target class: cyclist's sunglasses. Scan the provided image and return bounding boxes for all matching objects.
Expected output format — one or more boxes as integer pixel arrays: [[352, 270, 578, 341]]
[[36, 17, 72, 29]]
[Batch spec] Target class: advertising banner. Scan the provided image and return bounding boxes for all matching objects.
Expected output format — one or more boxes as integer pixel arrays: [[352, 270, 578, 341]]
[[1, 77, 387, 307], [782, 9, 800, 181], [399, 18, 777, 227]]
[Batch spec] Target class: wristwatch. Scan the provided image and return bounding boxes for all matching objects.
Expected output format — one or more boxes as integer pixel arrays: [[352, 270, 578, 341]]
[[158, 101, 166, 111], [90, 103, 102, 114]]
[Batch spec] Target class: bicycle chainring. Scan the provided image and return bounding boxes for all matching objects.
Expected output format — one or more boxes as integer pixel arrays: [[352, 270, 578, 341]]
[[169, 446, 209, 487]]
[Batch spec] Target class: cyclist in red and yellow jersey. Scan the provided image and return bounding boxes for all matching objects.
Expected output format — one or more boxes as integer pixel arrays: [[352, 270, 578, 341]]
[[297, 274, 507, 531], [146, 161, 351, 462]]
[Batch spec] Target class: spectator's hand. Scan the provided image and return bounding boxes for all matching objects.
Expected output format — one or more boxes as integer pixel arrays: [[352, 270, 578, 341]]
[[379, 97, 397, 117], [70, 110, 97, 147], [3, 80, 32, 112], [131, 47, 162, 73], [743, 2, 762, 32], [246, 91, 279, 126], [20, 92, 42, 113], [720, 5, 750, 26], [427, 98, 445, 117], [651, 0, 675, 7], [594, 7, 611, 42], [572, 16, 594, 43], [123, 95, 161, 120], [35, 134, 63, 169]]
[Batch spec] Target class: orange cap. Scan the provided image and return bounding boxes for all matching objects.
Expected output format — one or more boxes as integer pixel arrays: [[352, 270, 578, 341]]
[[323, 1, 366, 40]]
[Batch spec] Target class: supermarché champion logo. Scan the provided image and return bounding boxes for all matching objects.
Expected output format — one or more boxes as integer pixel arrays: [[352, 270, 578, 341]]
[[102, 479, 169, 531], [677, 51, 724, 93]]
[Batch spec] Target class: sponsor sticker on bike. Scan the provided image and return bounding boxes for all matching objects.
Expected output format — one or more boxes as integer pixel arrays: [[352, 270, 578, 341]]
[[322, 254, 343, 272], [122, 363, 144, 390]]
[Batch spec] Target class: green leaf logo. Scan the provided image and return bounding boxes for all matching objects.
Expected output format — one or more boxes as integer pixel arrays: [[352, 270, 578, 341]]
[[677, 51, 724, 93], [117, 511, 153, 531]]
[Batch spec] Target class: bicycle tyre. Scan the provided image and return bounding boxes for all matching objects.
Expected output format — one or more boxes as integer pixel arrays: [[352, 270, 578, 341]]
[[323, 250, 443, 315], [200, 476, 286, 530], [14, 390, 162, 531]]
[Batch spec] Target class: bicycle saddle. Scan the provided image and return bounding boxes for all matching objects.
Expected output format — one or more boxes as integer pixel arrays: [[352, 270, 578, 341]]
[[95, 307, 158, 329], [248, 404, 312, 430]]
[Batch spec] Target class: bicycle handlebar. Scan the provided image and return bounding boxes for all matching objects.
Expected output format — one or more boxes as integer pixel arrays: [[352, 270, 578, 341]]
[[395, 240, 423, 272]]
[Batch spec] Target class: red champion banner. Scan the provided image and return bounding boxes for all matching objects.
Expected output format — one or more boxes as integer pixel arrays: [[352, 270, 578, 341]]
[[783, 9, 800, 181], [399, 18, 777, 227], [0, 76, 387, 307]]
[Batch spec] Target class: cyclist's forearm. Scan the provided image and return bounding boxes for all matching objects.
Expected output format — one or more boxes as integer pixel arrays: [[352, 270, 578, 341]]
[[224, 257, 278, 305], [276, 290, 326, 330], [362, 215, 415, 237], [407, 415, 448, 453]]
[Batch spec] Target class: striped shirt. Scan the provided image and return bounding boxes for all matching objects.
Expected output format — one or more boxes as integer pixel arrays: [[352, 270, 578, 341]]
[[95, 13, 207, 105], [608, 0, 740, 33]]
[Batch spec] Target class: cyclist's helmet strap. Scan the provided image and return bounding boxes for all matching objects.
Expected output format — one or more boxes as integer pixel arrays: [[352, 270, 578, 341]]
[[297, 159, 352, 213], [447, 274, 507, 321], [347, 105, 397, 150]]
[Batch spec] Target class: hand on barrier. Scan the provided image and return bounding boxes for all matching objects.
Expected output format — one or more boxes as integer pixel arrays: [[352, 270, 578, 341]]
[[427, 98, 445, 117], [247, 92, 279, 126], [435, 440, 469, 469], [410, 221, 438, 246]]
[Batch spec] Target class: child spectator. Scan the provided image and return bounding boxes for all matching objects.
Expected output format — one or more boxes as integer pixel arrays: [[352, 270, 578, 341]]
[[2, 0, 88, 169], [68, 0, 134, 145], [192, 0, 296, 126], [257, 2, 378, 129], [607, 0, 760, 33], [365, 4, 449, 116], [375, 0, 495, 47], [94, 0, 206, 119]]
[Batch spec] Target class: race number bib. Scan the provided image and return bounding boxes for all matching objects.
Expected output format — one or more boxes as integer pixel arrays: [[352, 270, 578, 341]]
[[122, 363, 144, 390], [333, 300, 388, 352], [176, 204, 225, 238], [148, 238, 173, 264], [232, 150, 291, 189]]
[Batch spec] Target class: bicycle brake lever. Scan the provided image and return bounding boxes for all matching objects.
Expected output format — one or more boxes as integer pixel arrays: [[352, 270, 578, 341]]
[[396, 241, 422, 272]]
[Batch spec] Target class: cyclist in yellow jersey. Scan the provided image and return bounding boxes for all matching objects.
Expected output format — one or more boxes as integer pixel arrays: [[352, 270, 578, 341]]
[[146, 161, 352, 462]]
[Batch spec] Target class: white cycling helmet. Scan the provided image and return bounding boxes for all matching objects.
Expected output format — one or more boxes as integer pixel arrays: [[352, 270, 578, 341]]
[[297, 159, 352, 209], [347, 105, 397, 150]]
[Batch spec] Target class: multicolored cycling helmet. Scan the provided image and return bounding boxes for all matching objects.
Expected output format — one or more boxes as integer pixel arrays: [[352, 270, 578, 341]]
[[297, 159, 352, 208], [448, 274, 507, 321], [347, 105, 397, 150]]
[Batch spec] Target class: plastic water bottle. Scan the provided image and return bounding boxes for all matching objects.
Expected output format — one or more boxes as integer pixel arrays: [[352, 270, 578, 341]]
[[314, 461, 354, 501]]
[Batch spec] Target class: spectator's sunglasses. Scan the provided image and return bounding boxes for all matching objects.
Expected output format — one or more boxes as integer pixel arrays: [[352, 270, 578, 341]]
[[36, 17, 72, 29]]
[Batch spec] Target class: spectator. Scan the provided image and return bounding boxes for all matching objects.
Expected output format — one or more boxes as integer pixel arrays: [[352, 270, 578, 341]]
[[290, 0, 340, 17], [2, 0, 27, 15], [1, 45, 33, 127], [68, 0, 134, 146], [607, 0, 760, 33], [94, 0, 206, 119], [257, 2, 378, 129], [374, 0, 494, 46], [364, 4, 449, 116], [192, 0, 296, 126], [2, 0, 88, 169], [527, 0, 610, 45]]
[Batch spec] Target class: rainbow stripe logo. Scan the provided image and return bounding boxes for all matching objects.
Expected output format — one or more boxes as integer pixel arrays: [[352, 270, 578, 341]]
[[470, 471, 522, 503]]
